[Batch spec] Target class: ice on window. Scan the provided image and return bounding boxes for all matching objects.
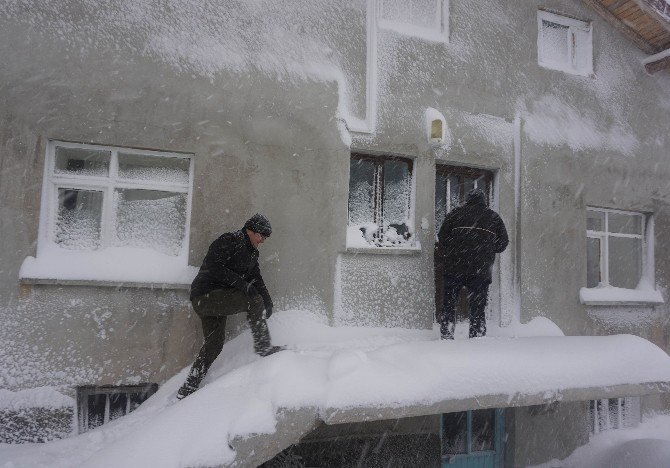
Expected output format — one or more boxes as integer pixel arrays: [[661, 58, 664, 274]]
[[114, 189, 187, 256], [118, 153, 190, 185], [54, 147, 110, 177], [586, 237, 601, 288], [55, 189, 103, 250], [382, 159, 410, 236], [348, 158, 376, 226], [541, 20, 569, 65]]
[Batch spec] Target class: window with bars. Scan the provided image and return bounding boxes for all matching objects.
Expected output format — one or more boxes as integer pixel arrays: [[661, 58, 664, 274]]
[[43, 142, 193, 257], [537, 10, 593, 76], [586, 208, 647, 289], [77, 384, 158, 433], [347, 153, 415, 248], [589, 397, 641, 434]]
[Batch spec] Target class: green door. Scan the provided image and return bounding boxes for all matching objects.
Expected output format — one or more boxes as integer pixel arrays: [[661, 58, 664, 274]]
[[441, 409, 505, 468]]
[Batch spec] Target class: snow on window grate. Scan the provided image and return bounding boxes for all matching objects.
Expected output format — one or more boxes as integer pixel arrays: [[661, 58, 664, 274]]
[[347, 153, 415, 248], [77, 384, 158, 433], [589, 397, 641, 434]]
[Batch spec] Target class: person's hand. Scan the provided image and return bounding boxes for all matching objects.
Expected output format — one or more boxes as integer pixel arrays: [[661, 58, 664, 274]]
[[265, 306, 273, 319], [244, 282, 258, 297]]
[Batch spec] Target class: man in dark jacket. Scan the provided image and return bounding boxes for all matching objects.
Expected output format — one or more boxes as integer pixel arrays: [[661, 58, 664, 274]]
[[177, 214, 284, 399], [437, 189, 508, 339]]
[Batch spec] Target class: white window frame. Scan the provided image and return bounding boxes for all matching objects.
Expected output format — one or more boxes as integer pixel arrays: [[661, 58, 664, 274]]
[[346, 153, 419, 252], [23, 140, 196, 286], [537, 10, 593, 76], [581, 207, 663, 305], [76, 384, 158, 434], [589, 397, 641, 434], [378, 0, 449, 43]]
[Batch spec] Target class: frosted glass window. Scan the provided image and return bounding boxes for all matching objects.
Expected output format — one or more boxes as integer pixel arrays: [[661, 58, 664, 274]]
[[44, 142, 192, 258], [537, 11, 592, 76], [118, 153, 190, 185], [347, 154, 414, 246], [55, 189, 103, 250], [586, 208, 647, 290], [114, 189, 187, 256], [55, 147, 110, 177]]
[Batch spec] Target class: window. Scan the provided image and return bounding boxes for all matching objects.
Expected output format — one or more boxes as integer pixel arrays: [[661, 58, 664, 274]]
[[21, 141, 195, 285], [77, 384, 158, 433], [589, 397, 640, 434], [586, 208, 646, 289], [441, 409, 505, 466], [537, 10, 593, 76], [347, 153, 415, 248], [379, 0, 449, 42]]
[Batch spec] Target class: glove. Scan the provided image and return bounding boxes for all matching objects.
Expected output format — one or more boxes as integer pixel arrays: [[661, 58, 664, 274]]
[[243, 281, 258, 297], [265, 305, 273, 319]]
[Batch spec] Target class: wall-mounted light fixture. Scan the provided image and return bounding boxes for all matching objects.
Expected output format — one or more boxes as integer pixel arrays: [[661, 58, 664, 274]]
[[425, 107, 447, 145]]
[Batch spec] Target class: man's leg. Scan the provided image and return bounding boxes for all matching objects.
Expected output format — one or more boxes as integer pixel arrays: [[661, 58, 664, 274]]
[[246, 295, 284, 356], [177, 314, 226, 399], [440, 276, 463, 340], [467, 277, 491, 338]]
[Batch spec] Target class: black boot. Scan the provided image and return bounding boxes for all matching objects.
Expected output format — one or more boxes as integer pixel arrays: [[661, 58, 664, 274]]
[[251, 319, 286, 357], [177, 374, 200, 400]]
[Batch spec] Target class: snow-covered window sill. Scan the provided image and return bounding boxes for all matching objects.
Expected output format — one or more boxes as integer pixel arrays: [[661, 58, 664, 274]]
[[345, 244, 422, 255], [19, 247, 198, 290], [579, 286, 664, 306]]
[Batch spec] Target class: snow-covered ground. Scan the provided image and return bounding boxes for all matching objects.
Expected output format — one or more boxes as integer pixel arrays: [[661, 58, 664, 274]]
[[1, 310, 670, 468]]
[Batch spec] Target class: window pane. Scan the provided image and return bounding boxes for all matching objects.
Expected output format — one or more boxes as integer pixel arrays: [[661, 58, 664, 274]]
[[118, 153, 190, 185], [463, 178, 476, 201], [348, 159, 376, 226], [608, 399, 621, 430], [442, 412, 467, 454], [448, 175, 461, 210], [608, 236, 642, 289], [114, 189, 187, 256], [55, 147, 110, 177], [55, 189, 103, 250], [608, 213, 642, 235], [471, 409, 495, 452], [129, 391, 152, 412], [382, 160, 410, 226], [587, 237, 601, 288], [572, 27, 591, 72], [108, 393, 128, 422], [586, 210, 604, 231], [87, 394, 106, 430], [541, 20, 569, 64]]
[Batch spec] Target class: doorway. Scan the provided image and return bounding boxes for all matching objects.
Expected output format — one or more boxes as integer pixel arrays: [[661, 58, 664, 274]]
[[434, 165, 494, 328]]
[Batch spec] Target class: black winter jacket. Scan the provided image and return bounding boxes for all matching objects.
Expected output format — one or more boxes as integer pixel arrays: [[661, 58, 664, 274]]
[[437, 199, 509, 280], [190, 230, 272, 309]]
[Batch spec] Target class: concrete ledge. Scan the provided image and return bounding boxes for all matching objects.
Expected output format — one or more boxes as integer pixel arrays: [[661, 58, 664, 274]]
[[344, 247, 422, 255], [20, 277, 190, 290], [226, 406, 320, 467], [323, 381, 670, 425]]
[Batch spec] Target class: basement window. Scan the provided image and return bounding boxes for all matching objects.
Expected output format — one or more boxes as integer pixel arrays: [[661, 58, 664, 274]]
[[537, 10, 593, 76], [77, 384, 158, 433], [20, 141, 196, 286], [589, 397, 640, 434]]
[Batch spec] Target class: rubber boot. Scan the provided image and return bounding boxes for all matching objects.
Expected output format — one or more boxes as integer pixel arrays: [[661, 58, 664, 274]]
[[251, 318, 286, 357]]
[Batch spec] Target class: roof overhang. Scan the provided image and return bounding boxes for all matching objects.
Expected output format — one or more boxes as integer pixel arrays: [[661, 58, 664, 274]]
[[580, 0, 670, 73]]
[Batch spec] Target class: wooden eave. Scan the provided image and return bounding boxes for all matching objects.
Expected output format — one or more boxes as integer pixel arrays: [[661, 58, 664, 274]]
[[581, 0, 670, 72]]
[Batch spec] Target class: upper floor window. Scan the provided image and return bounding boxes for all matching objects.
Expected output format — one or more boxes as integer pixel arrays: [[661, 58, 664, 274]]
[[347, 153, 416, 249], [537, 10, 593, 76], [379, 0, 449, 42], [20, 141, 196, 286]]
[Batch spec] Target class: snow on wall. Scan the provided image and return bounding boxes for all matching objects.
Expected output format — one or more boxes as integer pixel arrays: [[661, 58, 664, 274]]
[[0, 387, 73, 411]]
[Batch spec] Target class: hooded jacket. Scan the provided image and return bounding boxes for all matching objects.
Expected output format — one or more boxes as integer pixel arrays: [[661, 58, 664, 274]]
[[190, 229, 272, 309], [437, 191, 509, 280]]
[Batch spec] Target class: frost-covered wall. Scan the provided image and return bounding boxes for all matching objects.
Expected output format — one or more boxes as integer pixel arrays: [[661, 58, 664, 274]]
[[1, 0, 669, 461]]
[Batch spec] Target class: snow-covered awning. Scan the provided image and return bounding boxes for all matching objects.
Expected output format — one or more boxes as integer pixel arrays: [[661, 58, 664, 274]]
[[4, 311, 670, 468]]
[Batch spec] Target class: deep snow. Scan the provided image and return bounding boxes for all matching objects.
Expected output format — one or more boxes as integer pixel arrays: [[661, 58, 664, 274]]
[[2, 310, 670, 468]]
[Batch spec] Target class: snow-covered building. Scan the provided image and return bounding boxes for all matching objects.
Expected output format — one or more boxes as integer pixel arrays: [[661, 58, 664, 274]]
[[1, 0, 670, 466]]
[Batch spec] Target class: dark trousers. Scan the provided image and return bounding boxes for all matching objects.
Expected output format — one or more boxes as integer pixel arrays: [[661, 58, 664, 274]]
[[439, 275, 491, 338], [184, 289, 267, 389]]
